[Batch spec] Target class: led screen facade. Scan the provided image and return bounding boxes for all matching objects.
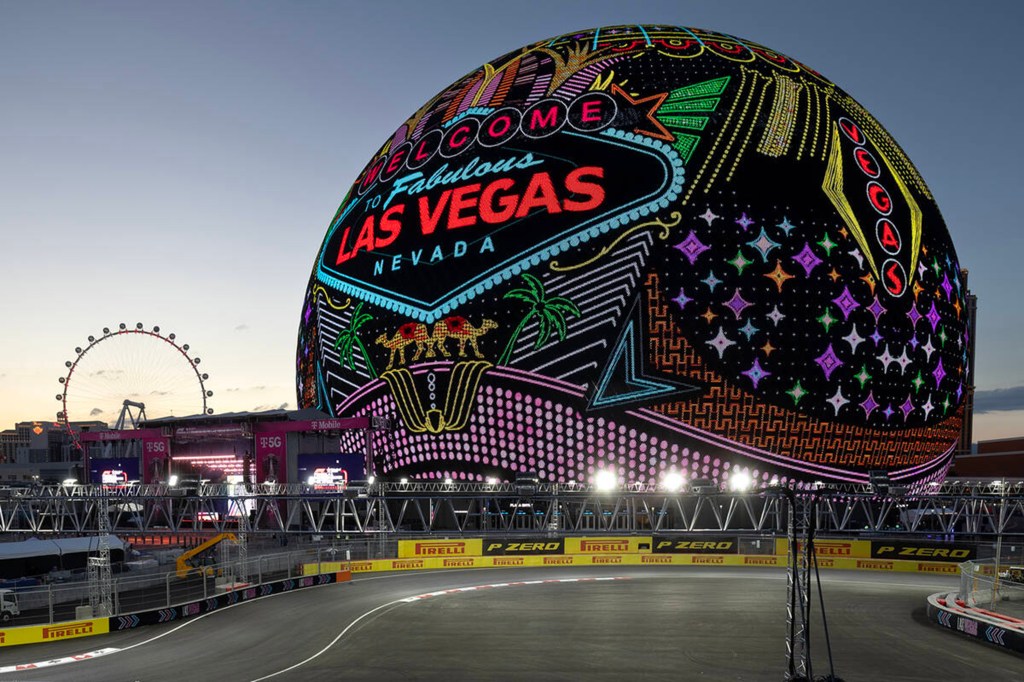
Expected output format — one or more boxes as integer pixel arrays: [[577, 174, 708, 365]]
[[298, 26, 967, 488]]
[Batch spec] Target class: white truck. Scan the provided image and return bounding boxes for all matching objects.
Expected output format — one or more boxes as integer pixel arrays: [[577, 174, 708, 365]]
[[0, 589, 19, 622]]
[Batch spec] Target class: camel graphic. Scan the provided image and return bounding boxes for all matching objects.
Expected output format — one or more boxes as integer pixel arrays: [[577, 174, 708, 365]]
[[375, 316, 497, 369]]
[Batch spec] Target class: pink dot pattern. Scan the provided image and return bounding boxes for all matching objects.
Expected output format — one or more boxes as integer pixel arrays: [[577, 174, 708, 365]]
[[338, 385, 781, 486]]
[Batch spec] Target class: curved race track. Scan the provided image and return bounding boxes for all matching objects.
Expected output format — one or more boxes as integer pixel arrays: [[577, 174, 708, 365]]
[[0, 566, 1020, 681]]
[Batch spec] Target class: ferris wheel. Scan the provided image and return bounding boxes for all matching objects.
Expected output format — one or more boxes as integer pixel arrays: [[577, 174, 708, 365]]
[[56, 323, 213, 448]]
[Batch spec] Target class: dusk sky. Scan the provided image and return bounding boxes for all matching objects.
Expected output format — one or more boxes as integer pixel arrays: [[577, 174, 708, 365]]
[[2, 1, 1022, 444]]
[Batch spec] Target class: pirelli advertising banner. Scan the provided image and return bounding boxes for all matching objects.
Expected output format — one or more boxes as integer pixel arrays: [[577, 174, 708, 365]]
[[0, 619, 109, 647], [870, 540, 975, 562], [564, 537, 649, 555], [653, 536, 738, 554], [398, 538, 483, 558], [774, 538, 872, 559], [482, 539, 565, 556]]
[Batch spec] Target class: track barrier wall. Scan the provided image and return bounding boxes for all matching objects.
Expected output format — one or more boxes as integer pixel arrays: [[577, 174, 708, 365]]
[[301, 536, 964, 575], [921, 558, 1024, 654], [0, 534, 972, 648], [0, 569, 351, 648]]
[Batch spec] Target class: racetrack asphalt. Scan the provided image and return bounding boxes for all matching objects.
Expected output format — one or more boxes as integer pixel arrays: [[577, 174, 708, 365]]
[[0, 566, 1020, 681]]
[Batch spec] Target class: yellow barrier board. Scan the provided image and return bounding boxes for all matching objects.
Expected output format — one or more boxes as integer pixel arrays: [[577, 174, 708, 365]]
[[304, 552, 960, 575], [398, 538, 483, 558], [564, 537, 651, 555], [774, 538, 872, 559], [0, 619, 109, 647]]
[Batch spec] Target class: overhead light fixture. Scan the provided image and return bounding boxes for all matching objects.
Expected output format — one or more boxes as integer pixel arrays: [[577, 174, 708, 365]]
[[661, 471, 685, 493], [594, 469, 617, 492], [728, 470, 753, 493]]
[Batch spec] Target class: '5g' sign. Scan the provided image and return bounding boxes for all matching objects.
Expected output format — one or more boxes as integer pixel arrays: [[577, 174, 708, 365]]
[[258, 436, 283, 449]]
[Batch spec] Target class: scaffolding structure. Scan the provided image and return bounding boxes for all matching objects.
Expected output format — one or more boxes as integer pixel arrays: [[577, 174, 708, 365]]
[[0, 481, 1021, 537]]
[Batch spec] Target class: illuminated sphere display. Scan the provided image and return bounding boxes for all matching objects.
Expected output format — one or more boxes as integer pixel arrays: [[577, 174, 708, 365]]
[[298, 26, 967, 488]]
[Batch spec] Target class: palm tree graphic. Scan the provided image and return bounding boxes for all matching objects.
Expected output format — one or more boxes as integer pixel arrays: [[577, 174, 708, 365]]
[[334, 301, 377, 378], [498, 273, 581, 365]]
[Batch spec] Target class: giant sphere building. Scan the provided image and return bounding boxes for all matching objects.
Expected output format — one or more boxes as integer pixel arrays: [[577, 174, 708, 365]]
[[297, 26, 967, 489]]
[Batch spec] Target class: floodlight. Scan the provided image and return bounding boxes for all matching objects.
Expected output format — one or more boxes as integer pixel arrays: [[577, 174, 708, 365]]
[[728, 470, 753, 492], [661, 471, 685, 493], [594, 469, 617, 492]]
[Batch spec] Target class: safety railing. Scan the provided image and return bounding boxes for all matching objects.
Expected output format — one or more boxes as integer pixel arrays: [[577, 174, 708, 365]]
[[958, 557, 1024, 617], [0, 538, 393, 627]]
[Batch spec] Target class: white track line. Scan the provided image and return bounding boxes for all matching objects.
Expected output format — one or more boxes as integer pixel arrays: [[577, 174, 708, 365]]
[[250, 576, 632, 681]]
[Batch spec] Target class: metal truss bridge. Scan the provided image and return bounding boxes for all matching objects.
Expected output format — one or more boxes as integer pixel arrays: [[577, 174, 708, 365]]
[[0, 479, 1021, 537]]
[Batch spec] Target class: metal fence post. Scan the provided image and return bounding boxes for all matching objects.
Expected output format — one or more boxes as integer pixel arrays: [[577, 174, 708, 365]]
[[113, 579, 120, 616], [48, 584, 53, 624], [166, 572, 172, 609]]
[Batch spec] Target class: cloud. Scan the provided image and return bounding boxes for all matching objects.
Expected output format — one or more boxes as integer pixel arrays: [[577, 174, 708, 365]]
[[235, 324, 249, 332], [249, 402, 291, 412], [150, 390, 170, 396], [89, 408, 104, 416], [973, 386, 1024, 414], [226, 385, 267, 393], [89, 369, 124, 377]]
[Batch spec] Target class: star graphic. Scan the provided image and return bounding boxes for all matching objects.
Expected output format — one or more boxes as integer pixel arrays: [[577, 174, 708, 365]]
[[739, 320, 760, 340], [742, 358, 771, 388], [761, 340, 777, 356], [921, 338, 936, 359], [828, 268, 841, 283], [699, 208, 719, 226], [611, 84, 672, 140], [786, 381, 807, 405], [922, 396, 935, 419], [843, 326, 865, 353], [725, 289, 753, 318], [672, 288, 692, 310], [848, 248, 864, 269], [735, 212, 755, 231], [701, 307, 718, 324], [730, 249, 753, 274], [747, 228, 781, 262], [706, 327, 736, 358], [859, 272, 876, 296], [817, 308, 836, 332], [855, 365, 872, 388], [702, 271, 723, 292], [764, 260, 795, 292], [895, 348, 913, 374], [878, 345, 896, 372], [767, 306, 786, 326], [860, 392, 879, 417], [911, 371, 925, 393], [776, 217, 796, 236], [817, 233, 836, 256], [900, 396, 915, 419], [826, 388, 849, 415]]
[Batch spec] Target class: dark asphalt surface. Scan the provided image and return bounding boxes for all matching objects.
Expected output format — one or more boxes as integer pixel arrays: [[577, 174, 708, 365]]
[[0, 566, 1020, 681]]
